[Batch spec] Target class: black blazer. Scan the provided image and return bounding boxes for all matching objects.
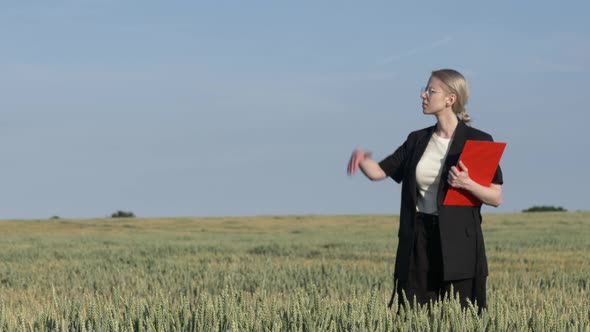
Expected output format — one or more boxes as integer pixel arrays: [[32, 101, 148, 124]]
[[379, 121, 503, 281]]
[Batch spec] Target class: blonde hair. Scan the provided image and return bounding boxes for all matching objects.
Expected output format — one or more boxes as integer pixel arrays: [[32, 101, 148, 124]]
[[431, 69, 471, 124]]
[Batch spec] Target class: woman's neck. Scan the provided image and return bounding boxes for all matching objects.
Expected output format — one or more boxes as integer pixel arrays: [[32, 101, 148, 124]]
[[435, 113, 459, 139]]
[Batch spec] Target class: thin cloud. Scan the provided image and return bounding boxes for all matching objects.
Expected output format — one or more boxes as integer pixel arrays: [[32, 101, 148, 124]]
[[529, 59, 587, 74], [526, 33, 589, 74], [376, 36, 453, 66]]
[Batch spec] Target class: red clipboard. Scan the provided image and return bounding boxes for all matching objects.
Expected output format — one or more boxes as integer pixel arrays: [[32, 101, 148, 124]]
[[443, 140, 506, 206]]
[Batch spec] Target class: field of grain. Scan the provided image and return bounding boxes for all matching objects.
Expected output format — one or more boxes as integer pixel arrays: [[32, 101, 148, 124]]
[[0, 212, 589, 331]]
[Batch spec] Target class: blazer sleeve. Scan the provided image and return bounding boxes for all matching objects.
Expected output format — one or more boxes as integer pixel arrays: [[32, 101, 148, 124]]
[[378, 134, 412, 184], [485, 132, 504, 185], [492, 165, 503, 185]]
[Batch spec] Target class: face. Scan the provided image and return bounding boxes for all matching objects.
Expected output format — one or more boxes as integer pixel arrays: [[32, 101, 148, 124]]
[[420, 76, 454, 115]]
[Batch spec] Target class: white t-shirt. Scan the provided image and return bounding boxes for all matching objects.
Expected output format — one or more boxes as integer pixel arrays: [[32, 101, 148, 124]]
[[415, 133, 451, 215]]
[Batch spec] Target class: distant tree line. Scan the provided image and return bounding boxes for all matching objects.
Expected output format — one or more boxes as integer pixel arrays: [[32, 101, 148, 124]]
[[522, 205, 567, 212], [111, 211, 136, 218], [49, 211, 137, 220]]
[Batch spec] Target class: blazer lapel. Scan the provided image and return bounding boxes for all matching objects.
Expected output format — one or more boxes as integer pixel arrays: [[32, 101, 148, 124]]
[[437, 121, 468, 208]]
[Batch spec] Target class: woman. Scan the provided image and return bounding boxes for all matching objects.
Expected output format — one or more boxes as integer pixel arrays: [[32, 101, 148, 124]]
[[347, 69, 503, 311]]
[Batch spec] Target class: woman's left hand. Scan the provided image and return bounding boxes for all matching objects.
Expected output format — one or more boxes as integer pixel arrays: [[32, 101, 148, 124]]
[[448, 161, 473, 189]]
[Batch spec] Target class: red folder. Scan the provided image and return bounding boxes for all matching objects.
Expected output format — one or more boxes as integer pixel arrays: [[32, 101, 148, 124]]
[[443, 140, 506, 206]]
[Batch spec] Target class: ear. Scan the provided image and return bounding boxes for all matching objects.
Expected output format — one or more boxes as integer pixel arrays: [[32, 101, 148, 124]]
[[445, 94, 457, 107]]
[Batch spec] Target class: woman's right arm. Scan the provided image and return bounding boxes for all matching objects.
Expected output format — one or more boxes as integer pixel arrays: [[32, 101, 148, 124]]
[[347, 148, 387, 181], [359, 158, 387, 181]]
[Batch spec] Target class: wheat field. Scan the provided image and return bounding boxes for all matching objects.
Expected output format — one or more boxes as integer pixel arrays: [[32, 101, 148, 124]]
[[0, 212, 589, 331]]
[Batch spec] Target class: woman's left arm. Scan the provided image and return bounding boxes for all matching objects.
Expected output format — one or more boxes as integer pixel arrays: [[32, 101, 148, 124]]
[[448, 161, 503, 207]]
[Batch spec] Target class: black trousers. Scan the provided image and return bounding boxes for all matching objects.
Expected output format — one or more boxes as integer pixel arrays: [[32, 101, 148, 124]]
[[390, 212, 486, 311]]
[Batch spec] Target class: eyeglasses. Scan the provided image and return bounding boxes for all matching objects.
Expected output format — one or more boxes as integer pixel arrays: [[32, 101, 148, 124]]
[[421, 86, 442, 98]]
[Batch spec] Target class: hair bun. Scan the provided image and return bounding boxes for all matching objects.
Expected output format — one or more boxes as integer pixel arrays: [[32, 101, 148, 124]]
[[461, 110, 471, 124]]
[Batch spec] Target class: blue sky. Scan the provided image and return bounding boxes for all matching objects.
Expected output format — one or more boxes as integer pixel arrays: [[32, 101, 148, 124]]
[[1, 1, 588, 219]]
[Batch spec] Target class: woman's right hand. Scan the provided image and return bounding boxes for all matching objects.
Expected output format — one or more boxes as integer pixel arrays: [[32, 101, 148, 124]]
[[347, 148, 372, 176]]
